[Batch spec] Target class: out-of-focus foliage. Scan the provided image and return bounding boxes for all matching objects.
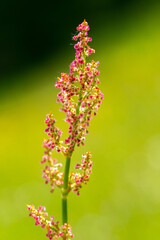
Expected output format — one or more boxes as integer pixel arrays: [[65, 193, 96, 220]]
[[0, 0, 159, 77], [0, 2, 160, 240]]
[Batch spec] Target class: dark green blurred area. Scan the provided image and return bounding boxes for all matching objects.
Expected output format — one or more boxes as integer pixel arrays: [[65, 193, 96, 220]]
[[1, 0, 160, 240], [0, 0, 159, 78]]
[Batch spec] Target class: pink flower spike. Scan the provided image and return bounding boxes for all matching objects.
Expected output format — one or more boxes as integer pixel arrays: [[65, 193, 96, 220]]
[[27, 20, 103, 240]]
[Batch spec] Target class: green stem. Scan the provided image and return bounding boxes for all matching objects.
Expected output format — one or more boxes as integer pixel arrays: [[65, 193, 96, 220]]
[[76, 101, 81, 115], [62, 155, 71, 224], [64, 156, 71, 190], [62, 196, 68, 224]]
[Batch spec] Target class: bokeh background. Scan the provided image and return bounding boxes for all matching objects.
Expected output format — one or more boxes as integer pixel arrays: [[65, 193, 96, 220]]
[[1, 0, 160, 239]]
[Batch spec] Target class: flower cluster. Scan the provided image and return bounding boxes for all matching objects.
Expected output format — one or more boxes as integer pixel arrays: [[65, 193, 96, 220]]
[[44, 113, 63, 153], [55, 19, 103, 156], [41, 113, 64, 192], [69, 152, 92, 195], [27, 205, 74, 240], [27, 20, 103, 240], [72, 20, 94, 66], [41, 19, 103, 195]]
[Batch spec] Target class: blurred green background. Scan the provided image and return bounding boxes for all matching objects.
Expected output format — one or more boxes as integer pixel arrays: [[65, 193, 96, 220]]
[[1, 0, 160, 239]]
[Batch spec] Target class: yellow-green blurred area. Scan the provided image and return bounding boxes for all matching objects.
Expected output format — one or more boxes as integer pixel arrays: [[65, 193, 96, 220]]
[[1, 2, 160, 240]]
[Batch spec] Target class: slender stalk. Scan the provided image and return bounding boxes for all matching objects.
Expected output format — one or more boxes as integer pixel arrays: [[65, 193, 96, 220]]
[[62, 155, 71, 224], [62, 196, 68, 224]]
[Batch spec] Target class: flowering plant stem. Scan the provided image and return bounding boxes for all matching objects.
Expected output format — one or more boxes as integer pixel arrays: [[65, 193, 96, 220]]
[[27, 20, 103, 240]]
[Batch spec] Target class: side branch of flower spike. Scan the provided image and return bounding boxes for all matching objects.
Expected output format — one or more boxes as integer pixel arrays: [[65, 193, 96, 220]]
[[27, 205, 74, 240], [69, 152, 93, 195], [41, 113, 64, 193]]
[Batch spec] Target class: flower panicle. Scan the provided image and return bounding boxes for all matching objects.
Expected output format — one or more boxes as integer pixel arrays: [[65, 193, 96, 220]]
[[69, 152, 93, 196], [41, 19, 103, 195], [41, 113, 65, 192], [27, 205, 74, 240], [44, 113, 63, 153], [27, 20, 103, 240], [55, 19, 103, 152]]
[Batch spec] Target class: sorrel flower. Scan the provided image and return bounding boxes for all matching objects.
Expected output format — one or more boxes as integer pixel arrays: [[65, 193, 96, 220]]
[[27, 205, 74, 240], [27, 19, 103, 239]]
